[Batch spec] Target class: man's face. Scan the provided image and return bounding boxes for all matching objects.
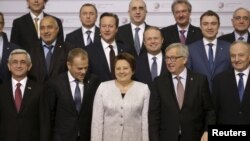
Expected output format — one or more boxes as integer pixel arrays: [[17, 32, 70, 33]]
[[80, 5, 97, 29], [143, 29, 163, 55], [231, 9, 250, 35], [100, 16, 118, 44], [67, 56, 88, 82], [173, 3, 190, 28], [128, 0, 147, 26], [40, 17, 59, 45], [200, 16, 219, 41], [27, 0, 46, 14]]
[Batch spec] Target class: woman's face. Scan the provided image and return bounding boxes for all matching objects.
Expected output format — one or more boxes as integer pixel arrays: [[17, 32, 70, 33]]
[[115, 59, 134, 83]]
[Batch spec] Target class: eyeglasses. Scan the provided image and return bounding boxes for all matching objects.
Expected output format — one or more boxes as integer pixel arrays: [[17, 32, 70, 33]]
[[233, 16, 249, 21], [165, 56, 183, 62]]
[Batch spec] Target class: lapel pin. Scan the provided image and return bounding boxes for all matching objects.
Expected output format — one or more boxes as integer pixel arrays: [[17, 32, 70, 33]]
[[191, 77, 193, 81], [28, 86, 32, 90], [59, 45, 62, 48]]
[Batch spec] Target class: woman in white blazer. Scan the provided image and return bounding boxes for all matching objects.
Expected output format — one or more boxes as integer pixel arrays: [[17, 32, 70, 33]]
[[91, 53, 150, 141]]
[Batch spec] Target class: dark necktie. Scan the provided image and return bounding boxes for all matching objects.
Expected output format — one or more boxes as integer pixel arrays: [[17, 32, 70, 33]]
[[238, 36, 244, 41], [238, 73, 244, 102], [15, 83, 22, 112], [176, 76, 184, 109], [134, 27, 141, 55], [151, 57, 158, 80], [86, 30, 92, 46], [109, 45, 115, 74], [208, 43, 214, 73], [74, 80, 81, 113], [44, 45, 53, 73], [179, 30, 186, 44]]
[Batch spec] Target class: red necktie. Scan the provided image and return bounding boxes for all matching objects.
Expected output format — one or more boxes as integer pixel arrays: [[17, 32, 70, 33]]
[[15, 83, 22, 112]]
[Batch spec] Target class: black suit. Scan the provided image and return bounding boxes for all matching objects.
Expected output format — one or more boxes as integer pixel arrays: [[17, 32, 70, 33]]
[[10, 13, 64, 53], [0, 32, 19, 83], [0, 78, 43, 141], [85, 39, 132, 82], [149, 70, 215, 141], [44, 72, 100, 141], [161, 24, 203, 50], [218, 31, 250, 43], [212, 69, 250, 124], [28, 41, 74, 83], [65, 26, 100, 48], [116, 23, 150, 57], [134, 52, 167, 85]]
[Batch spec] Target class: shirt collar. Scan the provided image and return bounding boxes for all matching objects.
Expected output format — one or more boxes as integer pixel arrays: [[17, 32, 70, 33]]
[[172, 68, 187, 80], [234, 66, 250, 77], [147, 52, 163, 59], [101, 38, 117, 50], [12, 76, 28, 87], [177, 24, 189, 32], [81, 26, 96, 34], [234, 32, 248, 40], [131, 23, 146, 30], [203, 38, 217, 47], [42, 40, 57, 47], [30, 12, 43, 20]]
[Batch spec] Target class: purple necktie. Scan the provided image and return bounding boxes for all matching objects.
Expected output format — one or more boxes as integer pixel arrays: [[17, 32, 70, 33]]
[[176, 76, 184, 109], [15, 83, 22, 112], [179, 30, 186, 44]]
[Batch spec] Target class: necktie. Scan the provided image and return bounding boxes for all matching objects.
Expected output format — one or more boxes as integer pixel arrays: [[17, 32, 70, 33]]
[[176, 76, 184, 109], [109, 45, 115, 74], [179, 30, 186, 44], [86, 30, 92, 46], [238, 73, 244, 102], [134, 27, 141, 55], [151, 57, 158, 80], [208, 43, 214, 73], [44, 45, 53, 73], [74, 80, 81, 113], [238, 36, 244, 41], [15, 83, 22, 112], [34, 17, 39, 33]]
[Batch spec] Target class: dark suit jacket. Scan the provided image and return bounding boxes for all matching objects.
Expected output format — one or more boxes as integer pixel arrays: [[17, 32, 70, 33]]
[[218, 31, 250, 44], [85, 39, 132, 82], [65, 26, 100, 48], [28, 40, 74, 83], [0, 78, 43, 141], [149, 70, 215, 141], [44, 72, 100, 141], [10, 13, 64, 53], [116, 23, 150, 57], [134, 51, 167, 85], [161, 24, 203, 51], [187, 39, 231, 91], [212, 69, 250, 124], [0, 32, 19, 83]]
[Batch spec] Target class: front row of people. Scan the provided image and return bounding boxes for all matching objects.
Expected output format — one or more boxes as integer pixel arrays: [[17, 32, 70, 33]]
[[0, 40, 250, 141]]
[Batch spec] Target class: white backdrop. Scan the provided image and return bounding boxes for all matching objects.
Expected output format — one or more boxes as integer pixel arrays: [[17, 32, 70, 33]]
[[0, 0, 250, 39]]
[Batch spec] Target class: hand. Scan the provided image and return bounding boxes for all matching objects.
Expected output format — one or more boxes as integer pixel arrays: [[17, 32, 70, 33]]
[[200, 131, 208, 141]]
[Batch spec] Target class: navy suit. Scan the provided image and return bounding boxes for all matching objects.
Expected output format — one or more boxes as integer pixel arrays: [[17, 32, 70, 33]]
[[218, 31, 250, 44], [134, 51, 167, 85], [212, 69, 250, 124], [85, 39, 132, 82], [65, 26, 100, 48], [187, 39, 231, 91], [161, 24, 203, 51]]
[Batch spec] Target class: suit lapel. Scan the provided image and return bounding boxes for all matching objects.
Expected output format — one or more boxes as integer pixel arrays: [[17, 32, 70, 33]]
[[19, 79, 33, 113], [197, 40, 211, 72], [182, 70, 195, 109], [213, 40, 227, 76], [242, 70, 250, 105], [49, 42, 63, 74], [25, 14, 39, 39]]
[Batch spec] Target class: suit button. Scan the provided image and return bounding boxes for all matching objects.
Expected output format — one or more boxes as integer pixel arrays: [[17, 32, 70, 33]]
[[120, 124, 123, 126], [239, 111, 242, 114], [121, 107, 123, 109], [121, 115, 123, 118]]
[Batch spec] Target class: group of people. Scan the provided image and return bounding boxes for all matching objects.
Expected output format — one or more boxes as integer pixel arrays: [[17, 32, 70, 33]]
[[0, 0, 250, 141]]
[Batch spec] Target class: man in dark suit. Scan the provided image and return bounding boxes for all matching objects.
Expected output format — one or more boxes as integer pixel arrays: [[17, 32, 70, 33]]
[[212, 41, 250, 125], [116, 0, 150, 57], [0, 49, 43, 141], [86, 12, 132, 82], [28, 16, 74, 83], [65, 3, 100, 48], [218, 8, 250, 43], [161, 0, 203, 51], [10, 0, 64, 53], [0, 12, 19, 83], [149, 43, 215, 141], [188, 10, 231, 92], [44, 48, 100, 141], [135, 26, 167, 85]]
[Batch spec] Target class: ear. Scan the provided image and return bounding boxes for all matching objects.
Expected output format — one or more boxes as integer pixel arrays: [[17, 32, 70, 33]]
[[67, 61, 71, 70], [28, 63, 32, 71]]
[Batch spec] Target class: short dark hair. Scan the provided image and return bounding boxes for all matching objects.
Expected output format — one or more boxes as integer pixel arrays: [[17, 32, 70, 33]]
[[114, 53, 135, 72], [99, 12, 119, 28], [200, 10, 220, 25], [67, 48, 88, 63], [0, 12, 4, 26], [79, 3, 98, 15], [171, 0, 192, 13], [143, 26, 163, 39]]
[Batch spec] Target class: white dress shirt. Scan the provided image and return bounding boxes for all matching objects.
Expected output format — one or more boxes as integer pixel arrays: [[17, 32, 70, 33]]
[[131, 23, 145, 48], [234, 32, 248, 42], [172, 68, 187, 97], [82, 26, 96, 45], [147, 52, 163, 76], [0, 36, 3, 62], [101, 39, 118, 71], [235, 66, 250, 88], [30, 12, 43, 38], [12, 77, 28, 98], [68, 71, 84, 102], [203, 38, 217, 60]]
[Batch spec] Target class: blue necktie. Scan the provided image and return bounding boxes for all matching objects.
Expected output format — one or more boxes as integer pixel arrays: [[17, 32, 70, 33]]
[[151, 57, 158, 80], [44, 45, 53, 73], [238, 73, 244, 102], [134, 27, 140, 55], [208, 43, 214, 73], [74, 80, 82, 113], [86, 30, 92, 46], [238, 36, 244, 41]]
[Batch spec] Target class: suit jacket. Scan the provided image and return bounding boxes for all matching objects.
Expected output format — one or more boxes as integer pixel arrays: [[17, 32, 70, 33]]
[[218, 31, 250, 43], [149, 70, 215, 141], [28, 40, 74, 83], [212, 69, 250, 124], [0, 78, 43, 141], [44, 72, 100, 141], [91, 80, 150, 141], [134, 51, 167, 85], [10, 13, 64, 53], [65, 26, 100, 48], [161, 24, 203, 51], [116, 23, 151, 57], [187, 39, 231, 91], [0, 32, 19, 83], [85, 39, 133, 82]]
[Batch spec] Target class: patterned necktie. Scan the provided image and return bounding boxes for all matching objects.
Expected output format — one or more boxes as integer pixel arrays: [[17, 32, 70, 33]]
[[74, 80, 81, 113], [207, 43, 214, 73], [176, 76, 184, 109], [15, 83, 22, 112], [238, 36, 244, 41], [238, 73, 244, 102], [86, 30, 92, 46], [151, 57, 158, 80], [109, 45, 115, 74], [179, 30, 186, 44], [134, 27, 141, 55], [44, 45, 53, 73]]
